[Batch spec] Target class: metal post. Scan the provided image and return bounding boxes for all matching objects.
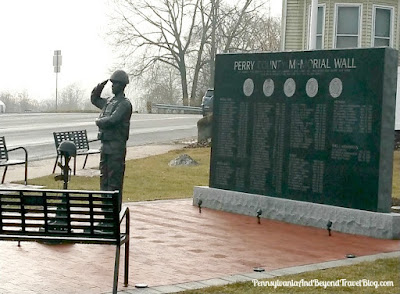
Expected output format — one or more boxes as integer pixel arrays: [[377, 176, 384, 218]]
[[113, 245, 121, 294], [309, 0, 318, 50], [55, 72, 58, 111], [53, 50, 62, 111]]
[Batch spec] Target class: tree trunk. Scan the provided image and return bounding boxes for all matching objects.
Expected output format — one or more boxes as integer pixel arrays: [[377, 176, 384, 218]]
[[179, 57, 189, 106], [190, 0, 212, 106]]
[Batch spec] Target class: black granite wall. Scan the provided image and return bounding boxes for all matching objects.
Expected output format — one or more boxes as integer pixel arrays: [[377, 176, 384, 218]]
[[210, 48, 397, 213]]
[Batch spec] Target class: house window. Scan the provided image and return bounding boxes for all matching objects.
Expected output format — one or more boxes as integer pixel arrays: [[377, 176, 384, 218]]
[[316, 6, 325, 49], [373, 6, 393, 47], [308, 5, 325, 49], [335, 4, 361, 48]]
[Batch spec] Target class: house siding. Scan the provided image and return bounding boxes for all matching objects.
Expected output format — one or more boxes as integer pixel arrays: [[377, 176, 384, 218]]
[[284, 0, 306, 50], [284, 0, 399, 53]]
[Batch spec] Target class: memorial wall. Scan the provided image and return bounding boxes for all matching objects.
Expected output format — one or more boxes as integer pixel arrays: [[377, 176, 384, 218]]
[[210, 48, 397, 212]]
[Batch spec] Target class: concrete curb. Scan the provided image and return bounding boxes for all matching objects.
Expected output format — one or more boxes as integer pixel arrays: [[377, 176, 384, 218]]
[[108, 251, 400, 293]]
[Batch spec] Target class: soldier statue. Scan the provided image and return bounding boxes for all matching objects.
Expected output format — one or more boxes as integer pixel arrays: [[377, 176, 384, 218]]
[[91, 70, 132, 211]]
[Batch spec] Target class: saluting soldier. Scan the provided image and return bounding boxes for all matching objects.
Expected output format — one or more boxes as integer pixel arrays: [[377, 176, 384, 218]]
[[91, 70, 132, 210]]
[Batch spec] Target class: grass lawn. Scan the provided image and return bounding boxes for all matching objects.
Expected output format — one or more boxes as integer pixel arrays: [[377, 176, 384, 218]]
[[392, 151, 400, 204], [26, 147, 211, 202]]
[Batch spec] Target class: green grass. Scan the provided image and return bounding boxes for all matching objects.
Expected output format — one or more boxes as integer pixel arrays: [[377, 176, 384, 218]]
[[392, 151, 400, 202], [26, 147, 211, 202], [123, 147, 210, 201], [178, 258, 399, 294]]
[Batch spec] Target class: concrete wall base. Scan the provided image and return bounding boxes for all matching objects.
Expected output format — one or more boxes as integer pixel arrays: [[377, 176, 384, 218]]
[[193, 186, 400, 240]]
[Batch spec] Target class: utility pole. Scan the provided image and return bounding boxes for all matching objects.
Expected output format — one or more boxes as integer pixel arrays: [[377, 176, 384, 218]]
[[309, 0, 318, 50], [53, 50, 62, 111]]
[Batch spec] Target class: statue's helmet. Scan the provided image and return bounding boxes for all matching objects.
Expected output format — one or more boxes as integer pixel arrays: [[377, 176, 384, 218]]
[[58, 141, 77, 157], [110, 70, 129, 85]]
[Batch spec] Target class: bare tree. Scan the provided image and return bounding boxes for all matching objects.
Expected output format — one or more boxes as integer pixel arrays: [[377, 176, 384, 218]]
[[108, 0, 279, 106], [38, 99, 56, 112], [109, 0, 200, 106], [219, 12, 281, 52], [0, 92, 15, 112], [58, 83, 85, 111], [0, 91, 39, 113], [142, 64, 181, 105], [219, 0, 255, 52], [189, 0, 214, 105], [17, 91, 38, 112], [216, 0, 280, 52], [251, 15, 281, 51]]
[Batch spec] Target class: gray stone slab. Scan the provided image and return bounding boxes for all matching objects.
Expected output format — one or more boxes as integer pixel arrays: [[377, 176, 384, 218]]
[[174, 281, 209, 290], [111, 287, 163, 294], [193, 186, 400, 239], [348, 255, 384, 263], [240, 272, 277, 280], [269, 265, 315, 276], [220, 274, 253, 283], [151, 285, 187, 293], [267, 252, 400, 277], [198, 278, 232, 287], [114, 286, 163, 294], [377, 251, 400, 258], [310, 259, 354, 270], [346, 251, 400, 263]]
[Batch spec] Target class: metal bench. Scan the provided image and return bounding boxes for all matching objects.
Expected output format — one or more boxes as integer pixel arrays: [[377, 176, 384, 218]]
[[0, 188, 129, 294], [0, 136, 28, 185], [53, 130, 100, 175]]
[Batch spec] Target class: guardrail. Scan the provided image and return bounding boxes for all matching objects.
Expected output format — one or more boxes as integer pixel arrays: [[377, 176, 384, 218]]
[[149, 103, 202, 114]]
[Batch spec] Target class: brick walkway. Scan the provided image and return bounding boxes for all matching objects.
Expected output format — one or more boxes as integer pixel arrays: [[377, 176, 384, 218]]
[[0, 199, 399, 294]]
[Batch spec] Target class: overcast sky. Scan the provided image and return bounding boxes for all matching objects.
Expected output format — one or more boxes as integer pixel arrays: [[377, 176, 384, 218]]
[[0, 0, 282, 103]]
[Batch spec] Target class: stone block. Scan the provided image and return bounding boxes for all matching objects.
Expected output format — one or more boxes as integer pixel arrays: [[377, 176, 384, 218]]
[[193, 186, 400, 239]]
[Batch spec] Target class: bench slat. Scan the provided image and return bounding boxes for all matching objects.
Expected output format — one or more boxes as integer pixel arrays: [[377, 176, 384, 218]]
[[0, 234, 124, 245]]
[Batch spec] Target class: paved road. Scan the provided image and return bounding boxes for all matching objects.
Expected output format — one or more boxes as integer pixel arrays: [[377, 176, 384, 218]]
[[0, 113, 201, 161]]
